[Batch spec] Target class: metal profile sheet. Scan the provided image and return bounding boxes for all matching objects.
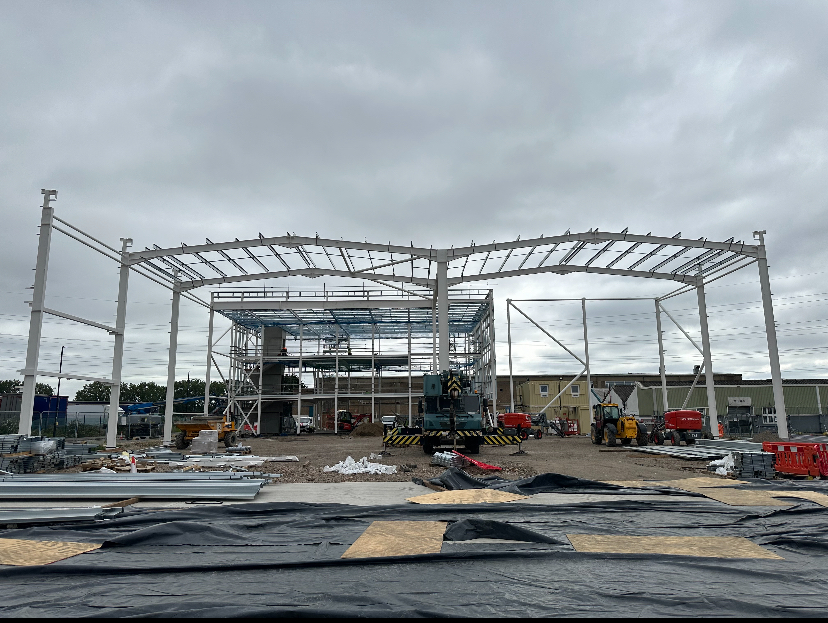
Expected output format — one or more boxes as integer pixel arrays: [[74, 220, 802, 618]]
[[1, 472, 263, 481], [629, 446, 729, 460], [0, 507, 123, 524], [0, 474, 826, 616], [0, 480, 266, 500]]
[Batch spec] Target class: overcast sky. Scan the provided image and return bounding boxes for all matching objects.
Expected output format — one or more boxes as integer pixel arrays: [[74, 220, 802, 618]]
[[2, 0, 827, 399]]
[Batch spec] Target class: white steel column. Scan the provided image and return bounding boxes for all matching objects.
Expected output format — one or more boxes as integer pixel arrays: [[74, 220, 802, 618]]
[[507, 300, 514, 413], [163, 283, 181, 444], [655, 299, 669, 414], [488, 293, 497, 415], [755, 230, 788, 438], [203, 303, 214, 416], [298, 324, 303, 424], [431, 299, 437, 372], [257, 326, 263, 435], [437, 251, 449, 371], [334, 325, 339, 424], [696, 274, 720, 438], [408, 321, 412, 426], [816, 385, 822, 416], [19, 189, 58, 435], [581, 298, 592, 412], [105, 237, 132, 449], [371, 325, 376, 422]]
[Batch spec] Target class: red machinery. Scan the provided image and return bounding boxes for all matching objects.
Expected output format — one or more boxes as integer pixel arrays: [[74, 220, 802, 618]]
[[335, 411, 371, 433], [497, 412, 542, 440], [661, 409, 703, 445]]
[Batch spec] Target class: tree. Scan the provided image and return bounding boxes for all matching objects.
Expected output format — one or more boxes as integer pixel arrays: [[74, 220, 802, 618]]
[[36, 383, 54, 396], [0, 380, 21, 394], [74, 381, 111, 402], [120, 382, 166, 403], [0, 380, 53, 395]]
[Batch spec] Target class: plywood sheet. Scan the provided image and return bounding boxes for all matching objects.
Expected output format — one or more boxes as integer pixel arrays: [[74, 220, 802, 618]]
[[567, 534, 782, 559], [406, 489, 527, 505], [769, 490, 828, 507], [661, 478, 790, 506], [0, 538, 101, 566], [341, 521, 447, 559]]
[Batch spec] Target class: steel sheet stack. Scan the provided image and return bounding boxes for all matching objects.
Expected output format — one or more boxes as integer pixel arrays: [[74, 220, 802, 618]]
[[733, 451, 775, 479], [0, 434, 84, 473]]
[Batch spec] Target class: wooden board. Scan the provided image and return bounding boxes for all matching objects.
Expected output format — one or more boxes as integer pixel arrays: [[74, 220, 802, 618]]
[[567, 534, 782, 559], [406, 489, 527, 505], [0, 538, 101, 566], [341, 521, 447, 559]]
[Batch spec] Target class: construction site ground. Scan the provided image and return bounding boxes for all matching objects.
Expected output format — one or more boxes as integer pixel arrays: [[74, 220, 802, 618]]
[[113, 432, 712, 484]]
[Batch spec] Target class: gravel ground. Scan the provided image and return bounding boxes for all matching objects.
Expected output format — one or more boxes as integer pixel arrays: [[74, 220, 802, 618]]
[[243, 433, 711, 483], [71, 433, 714, 483]]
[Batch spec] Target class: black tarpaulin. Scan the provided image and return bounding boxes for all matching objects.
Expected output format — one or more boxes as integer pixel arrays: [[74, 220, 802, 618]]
[[0, 474, 826, 616]]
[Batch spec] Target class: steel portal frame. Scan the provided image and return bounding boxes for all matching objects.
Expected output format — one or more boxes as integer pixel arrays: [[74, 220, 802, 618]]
[[17, 189, 790, 442]]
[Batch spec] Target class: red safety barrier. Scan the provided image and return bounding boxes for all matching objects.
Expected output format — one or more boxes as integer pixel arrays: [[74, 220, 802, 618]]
[[762, 442, 828, 478]]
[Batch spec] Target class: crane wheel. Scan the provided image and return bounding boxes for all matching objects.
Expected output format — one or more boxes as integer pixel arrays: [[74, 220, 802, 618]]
[[422, 442, 434, 455], [519, 428, 529, 441], [605, 424, 617, 447], [535, 428, 543, 440]]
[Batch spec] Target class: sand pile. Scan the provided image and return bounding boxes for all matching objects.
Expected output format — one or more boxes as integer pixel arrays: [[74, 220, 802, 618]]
[[351, 422, 385, 437]]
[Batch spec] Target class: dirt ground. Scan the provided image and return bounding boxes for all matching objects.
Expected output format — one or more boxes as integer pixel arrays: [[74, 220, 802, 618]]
[[222, 433, 713, 484]]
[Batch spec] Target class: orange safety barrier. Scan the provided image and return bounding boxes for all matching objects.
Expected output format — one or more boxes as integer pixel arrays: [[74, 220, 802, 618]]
[[762, 442, 828, 478]]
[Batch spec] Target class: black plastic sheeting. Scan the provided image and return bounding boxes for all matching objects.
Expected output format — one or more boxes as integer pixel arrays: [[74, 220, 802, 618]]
[[0, 476, 827, 616]]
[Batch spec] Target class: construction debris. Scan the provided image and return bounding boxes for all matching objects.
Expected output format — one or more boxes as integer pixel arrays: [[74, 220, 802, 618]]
[[323, 456, 397, 475]]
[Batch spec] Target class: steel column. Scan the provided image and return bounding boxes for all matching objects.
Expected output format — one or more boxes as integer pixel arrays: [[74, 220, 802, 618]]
[[582, 298, 592, 412], [431, 298, 437, 372], [203, 303, 214, 416], [334, 325, 339, 425], [655, 299, 668, 414], [105, 237, 132, 449], [507, 300, 514, 413], [696, 275, 720, 438], [371, 325, 375, 422], [755, 231, 788, 438], [488, 291, 497, 419], [437, 252, 449, 371], [19, 190, 57, 435], [408, 321, 412, 426], [298, 324, 303, 424], [163, 284, 181, 444], [257, 325, 263, 435]]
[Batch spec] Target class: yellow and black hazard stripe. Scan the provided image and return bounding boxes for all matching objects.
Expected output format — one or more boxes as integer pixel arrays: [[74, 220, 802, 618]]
[[422, 430, 483, 438], [383, 433, 422, 446], [483, 434, 523, 446], [447, 376, 462, 394]]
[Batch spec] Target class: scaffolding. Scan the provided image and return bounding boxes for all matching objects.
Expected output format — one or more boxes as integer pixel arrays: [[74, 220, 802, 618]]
[[209, 287, 496, 434]]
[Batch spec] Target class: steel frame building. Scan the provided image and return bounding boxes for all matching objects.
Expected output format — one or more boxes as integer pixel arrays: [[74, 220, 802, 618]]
[[210, 287, 496, 434], [18, 189, 790, 447]]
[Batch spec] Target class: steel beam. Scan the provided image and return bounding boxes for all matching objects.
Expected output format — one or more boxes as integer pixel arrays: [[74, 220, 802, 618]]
[[655, 299, 668, 414]]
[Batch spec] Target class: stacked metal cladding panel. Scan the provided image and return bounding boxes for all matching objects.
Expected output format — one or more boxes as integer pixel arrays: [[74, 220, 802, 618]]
[[211, 286, 498, 437], [733, 451, 775, 479], [630, 438, 765, 461], [0, 472, 267, 500], [0, 434, 84, 474]]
